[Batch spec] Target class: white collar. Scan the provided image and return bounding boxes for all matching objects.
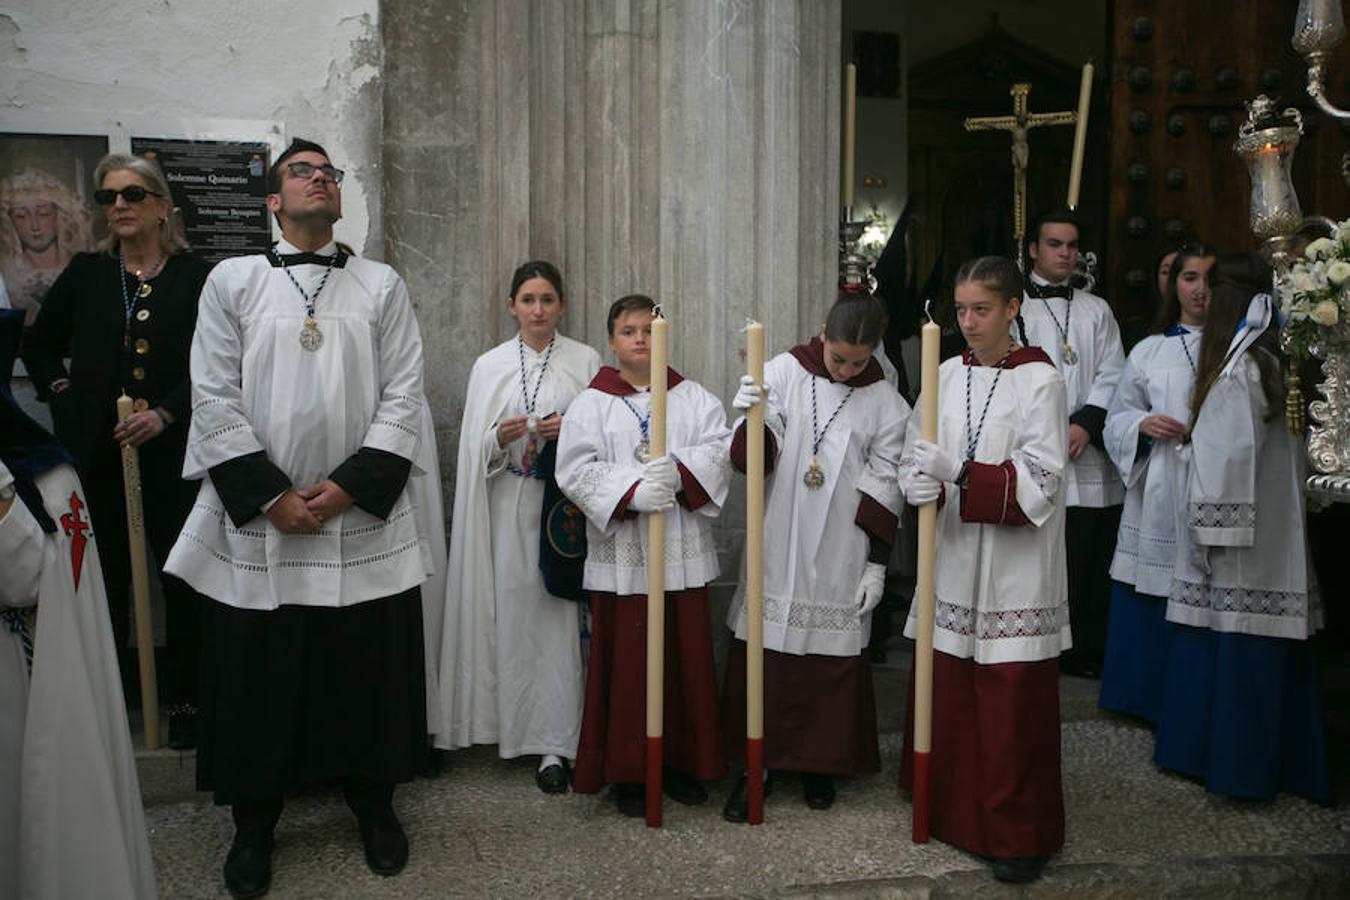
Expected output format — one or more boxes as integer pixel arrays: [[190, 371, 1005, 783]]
[[275, 237, 340, 257]]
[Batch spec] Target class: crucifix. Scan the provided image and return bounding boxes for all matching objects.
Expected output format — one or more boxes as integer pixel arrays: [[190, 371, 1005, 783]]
[[963, 83, 1078, 266]]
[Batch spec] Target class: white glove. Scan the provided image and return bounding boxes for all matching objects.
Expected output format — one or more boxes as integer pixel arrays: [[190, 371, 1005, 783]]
[[631, 478, 676, 512], [914, 439, 963, 483], [854, 562, 887, 615], [733, 375, 766, 410], [901, 472, 941, 506], [1189, 542, 1211, 576], [641, 455, 679, 492]]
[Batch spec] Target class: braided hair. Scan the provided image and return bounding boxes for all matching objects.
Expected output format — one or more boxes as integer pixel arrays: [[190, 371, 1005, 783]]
[[953, 255, 1029, 346]]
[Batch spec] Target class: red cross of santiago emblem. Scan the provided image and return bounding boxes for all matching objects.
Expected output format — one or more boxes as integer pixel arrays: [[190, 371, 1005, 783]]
[[59, 491, 92, 589]]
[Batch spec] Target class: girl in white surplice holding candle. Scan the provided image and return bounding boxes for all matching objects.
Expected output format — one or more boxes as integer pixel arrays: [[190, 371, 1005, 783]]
[[897, 256, 1070, 885], [722, 292, 911, 821]]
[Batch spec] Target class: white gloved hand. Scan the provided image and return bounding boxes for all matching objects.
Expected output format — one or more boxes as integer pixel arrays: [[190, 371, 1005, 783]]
[[914, 439, 964, 483], [901, 472, 942, 506], [733, 375, 766, 410], [1189, 542, 1211, 576], [641, 455, 679, 492], [630, 478, 676, 512], [854, 562, 888, 615]]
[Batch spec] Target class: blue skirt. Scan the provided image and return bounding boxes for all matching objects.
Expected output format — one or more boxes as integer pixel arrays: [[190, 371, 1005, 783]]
[[1099, 580, 1169, 725], [1154, 623, 1331, 805]]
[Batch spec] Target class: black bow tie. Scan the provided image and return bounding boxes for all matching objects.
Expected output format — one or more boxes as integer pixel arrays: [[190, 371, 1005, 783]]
[[268, 249, 348, 269], [1027, 282, 1072, 300]]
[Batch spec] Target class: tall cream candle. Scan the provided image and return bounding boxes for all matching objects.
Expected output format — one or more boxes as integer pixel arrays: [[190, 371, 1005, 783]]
[[843, 62, 857, 212], [911, 320, 940, 842], [1067, 61, 1093, 210], [644, 314, 669, 827], [744, 321, 766, 824]]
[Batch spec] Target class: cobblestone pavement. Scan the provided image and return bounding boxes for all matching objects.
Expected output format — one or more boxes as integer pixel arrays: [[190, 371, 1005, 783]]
[[138, 643, 1350, 899]]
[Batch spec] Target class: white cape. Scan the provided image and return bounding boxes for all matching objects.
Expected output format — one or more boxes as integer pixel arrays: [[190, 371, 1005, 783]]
[[437, 334, 599, 754], [0, 464, 157, 899]]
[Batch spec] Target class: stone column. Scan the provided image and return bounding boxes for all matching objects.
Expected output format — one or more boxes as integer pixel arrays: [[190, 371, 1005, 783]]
[[382, 0, 842, 506]]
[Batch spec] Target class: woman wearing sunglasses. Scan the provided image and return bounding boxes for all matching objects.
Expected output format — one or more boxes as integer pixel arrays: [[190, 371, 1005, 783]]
[[23, 153, 209, 749]]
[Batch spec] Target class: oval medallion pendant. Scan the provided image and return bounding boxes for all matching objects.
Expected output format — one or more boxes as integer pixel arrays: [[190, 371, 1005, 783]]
[[803, 459, 825, 489], [299, 319, 324, 352], [1062, 342, 1078, 365], [633, 439, 651, 464]]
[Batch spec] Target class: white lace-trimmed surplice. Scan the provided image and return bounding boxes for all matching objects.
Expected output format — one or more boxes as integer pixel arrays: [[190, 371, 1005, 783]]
[[1021, 278, 1126, 508], [555, 375, 731, 595], [726, 351, 909, 657], [438, 334, 600, 756], [165, 239, 434, 611], [1168, 302, 1321, 640], [901, 355, 1072, 664], [1104, 328, 1200, 597]]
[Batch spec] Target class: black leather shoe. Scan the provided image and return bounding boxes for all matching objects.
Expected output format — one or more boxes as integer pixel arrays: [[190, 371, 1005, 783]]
[[613, 782, 645, 818], [662, 766, 708, 806], [535, 762, 569, 794], [991, 856, 1048, 883], [801, 773, 836, 810], [1059, 653, 1102, 680], [357, 807, 409, 877], [223, 833, 273, 899], [722, 771, 774, 823]]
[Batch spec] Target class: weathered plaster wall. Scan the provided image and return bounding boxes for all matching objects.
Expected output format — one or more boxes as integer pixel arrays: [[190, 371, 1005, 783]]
[[0, 0, 385, 255]]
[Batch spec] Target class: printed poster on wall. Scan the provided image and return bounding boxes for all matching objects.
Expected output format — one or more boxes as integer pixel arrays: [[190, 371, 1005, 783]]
[[130, 137, 270, 265], [0, 131, 110, 429]]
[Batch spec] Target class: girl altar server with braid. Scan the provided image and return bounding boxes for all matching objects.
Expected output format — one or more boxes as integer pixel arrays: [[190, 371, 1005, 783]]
[[440, 260, 600, 793], [721, 293, 910, 821], [898, 256, 1070, 885], [1099, 243, 1215, 723], [1155, 256, 1329, 804], [555, 294, 731, 819]]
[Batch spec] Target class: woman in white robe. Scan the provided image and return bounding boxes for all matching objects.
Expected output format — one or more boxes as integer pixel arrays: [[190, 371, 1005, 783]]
[[1156, 257, 1329, 804], [722, 293, 909, 820], [439, 261, 600, 793], [899, 257, 1069, 884], [1100, 244, 1214, 724]]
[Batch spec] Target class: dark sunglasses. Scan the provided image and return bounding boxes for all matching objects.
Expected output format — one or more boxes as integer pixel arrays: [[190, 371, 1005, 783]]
[[94, 185, 163, 205], [286, 161, 345, 184]]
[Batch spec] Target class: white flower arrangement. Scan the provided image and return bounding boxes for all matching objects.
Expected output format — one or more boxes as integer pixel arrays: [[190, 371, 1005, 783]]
[[1277, 220, 1350, 358]]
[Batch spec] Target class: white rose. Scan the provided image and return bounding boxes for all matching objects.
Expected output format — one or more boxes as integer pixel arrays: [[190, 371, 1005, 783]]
[[1335, 220, 1350, 244], [1291, 270, 1319, 294], [1311, 299, 1340, 326], [1329, 260, 1350, 286], [1306, 237, 1336, 260]]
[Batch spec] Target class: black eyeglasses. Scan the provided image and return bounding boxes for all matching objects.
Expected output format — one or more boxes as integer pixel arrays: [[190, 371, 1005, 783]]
[[93, 185, 163, 205], [286, 161, 345, 184]]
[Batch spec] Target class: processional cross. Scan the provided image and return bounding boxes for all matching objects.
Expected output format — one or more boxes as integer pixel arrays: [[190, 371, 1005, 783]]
[[963, 83, 1078, 266]]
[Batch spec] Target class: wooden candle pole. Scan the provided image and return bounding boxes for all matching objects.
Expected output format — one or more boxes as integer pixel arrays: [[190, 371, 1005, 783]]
[[842, 62, 857, 213], [744, 322, 766, 825], [644, 313, 669, 828], [1067, 61, 1094, 210], [911, 319, 940, 842], [117, 394, 160, 750]]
